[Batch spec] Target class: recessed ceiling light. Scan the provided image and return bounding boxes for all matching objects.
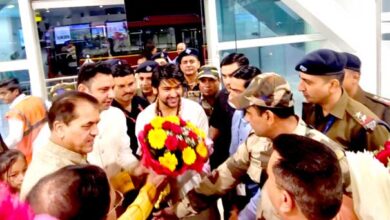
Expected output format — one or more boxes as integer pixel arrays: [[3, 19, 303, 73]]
[[99, 5, 103, 8], [6, 4, 15, 9]]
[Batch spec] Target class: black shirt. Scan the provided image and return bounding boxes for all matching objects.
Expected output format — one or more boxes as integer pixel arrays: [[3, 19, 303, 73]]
[[209, 88, 235, 169], [112, 96, 150, 157]]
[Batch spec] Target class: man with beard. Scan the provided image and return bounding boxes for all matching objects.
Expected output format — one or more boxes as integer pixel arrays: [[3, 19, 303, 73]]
[[77, 62, 138, 178], [135, 64, 219, 220], [111, 60, 149, 157]]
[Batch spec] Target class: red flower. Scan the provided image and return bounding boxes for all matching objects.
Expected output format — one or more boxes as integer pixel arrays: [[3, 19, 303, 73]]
[[376, 141, 390, 166], [143, 124, 153, 134], [178, 139, 188, 150], [165, 135, 179, 151], [162, 122, 182, 134], [188, 131, 198, 140], [180, 118, 186, 126]]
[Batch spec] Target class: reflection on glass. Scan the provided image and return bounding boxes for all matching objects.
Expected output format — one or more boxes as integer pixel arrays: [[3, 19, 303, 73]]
[[216, 0, 317, 42], [0, 70, 30, 136], [35, 2, 206, 80], [220, 41, 322, 116], [0, 0, 25, 61]]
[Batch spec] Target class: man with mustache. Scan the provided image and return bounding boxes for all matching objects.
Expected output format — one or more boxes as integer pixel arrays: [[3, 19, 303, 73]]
[[197, 65, 220, 119], [110, 59, 149, 157], [77, 62, 138, 178], [20, 91, 100, 199]]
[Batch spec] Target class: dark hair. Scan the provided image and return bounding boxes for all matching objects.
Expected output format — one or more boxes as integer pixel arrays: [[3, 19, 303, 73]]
[[323, 73, 345, 85], [272, 134, 343, 220], [0, 149, 26, 181], [220, 53, 249, 68], [0, 134, 7, 153], [110, 60, 134, 78], [232, 66, 262, 88], [152, 64, 184, 88], [77, 62, 112, 86], [27, 164, 111, 220], [48, 91, 99, 130], [0, 78, 21, 93], [254, 105, 295, 119]]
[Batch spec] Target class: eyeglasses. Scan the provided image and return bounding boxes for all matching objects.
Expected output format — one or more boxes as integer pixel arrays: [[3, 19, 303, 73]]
[[108, 190, 124, 214]]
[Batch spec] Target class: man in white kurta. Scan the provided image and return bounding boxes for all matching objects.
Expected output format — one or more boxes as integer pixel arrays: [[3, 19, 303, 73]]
[[77, 62, 138, 178]]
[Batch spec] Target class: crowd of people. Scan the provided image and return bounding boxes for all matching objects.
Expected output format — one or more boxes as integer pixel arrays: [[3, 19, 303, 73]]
[[0, 44, 389, 220]]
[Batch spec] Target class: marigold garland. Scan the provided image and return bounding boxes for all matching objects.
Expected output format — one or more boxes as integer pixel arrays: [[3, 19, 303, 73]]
[[139, 116, 209, 177]]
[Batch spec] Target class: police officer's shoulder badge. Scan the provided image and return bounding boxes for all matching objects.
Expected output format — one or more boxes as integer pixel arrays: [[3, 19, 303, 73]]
[[354, 111, 378, 131], [370, 95, 390, 107]]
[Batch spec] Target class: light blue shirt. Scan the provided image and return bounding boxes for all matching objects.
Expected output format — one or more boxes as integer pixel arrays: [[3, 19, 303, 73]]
[[239, 188, 261, 220], [229, 110, 252, 155]]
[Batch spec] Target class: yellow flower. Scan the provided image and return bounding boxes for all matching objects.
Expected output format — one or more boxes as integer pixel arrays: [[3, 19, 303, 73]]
[[165, 116, 180, 125], [159, 152, 178, 172], [151, 116, 164, 129], [196, 141, 208, 158], [186, 121, 197, 131], [194, 128, 206, 139], [148, 129, 167, 149], [183, 147, 197, 165]]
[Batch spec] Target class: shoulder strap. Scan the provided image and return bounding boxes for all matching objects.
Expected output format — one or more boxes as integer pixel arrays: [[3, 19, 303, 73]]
[[366, 94, 390, 107], [350, 111, 378, 131]]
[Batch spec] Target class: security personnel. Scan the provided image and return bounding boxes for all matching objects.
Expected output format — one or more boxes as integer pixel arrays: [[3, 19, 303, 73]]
[[297, 49, 390, 152], [135, 61, 158, 104], [153, 73, 351, 220], [177, 48, 201, 99], [196, 65, 220, 118], [341, 52, 390, 125], [151, 51, 169, 66]]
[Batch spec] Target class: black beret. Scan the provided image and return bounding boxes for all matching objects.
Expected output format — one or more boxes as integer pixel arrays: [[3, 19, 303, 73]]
[[177, 48, 199, 64], [295, 49, 347, 76], [151, 51, 169, 61], [135, 61, 158, 73], [341, 52, 361, 72]]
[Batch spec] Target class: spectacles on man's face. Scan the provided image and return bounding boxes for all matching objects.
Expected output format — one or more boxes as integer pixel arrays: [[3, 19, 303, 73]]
[[108, 190, 124, 215]]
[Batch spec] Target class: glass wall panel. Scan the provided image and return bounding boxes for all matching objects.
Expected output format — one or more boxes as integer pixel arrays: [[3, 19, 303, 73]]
[[216, 0, 317, 42], [0, 69, 30, 136], [0, 0, 25, 61], [220, 41, 322, 116]]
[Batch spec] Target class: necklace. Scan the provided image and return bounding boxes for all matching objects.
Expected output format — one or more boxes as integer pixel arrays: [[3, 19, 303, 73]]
[[155, 98, 181, 117]]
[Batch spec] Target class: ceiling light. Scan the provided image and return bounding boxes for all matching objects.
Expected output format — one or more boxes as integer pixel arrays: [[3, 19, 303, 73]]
[[6, 4, 15, 9]]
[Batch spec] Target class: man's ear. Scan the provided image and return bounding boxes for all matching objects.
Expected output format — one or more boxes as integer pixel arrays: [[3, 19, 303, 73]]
[[52, 121, 66, 139], [77, 83, 88, 93], [279, 190, 294, 214], [265, 110, 274, 124], [352, 72, 361, 82]]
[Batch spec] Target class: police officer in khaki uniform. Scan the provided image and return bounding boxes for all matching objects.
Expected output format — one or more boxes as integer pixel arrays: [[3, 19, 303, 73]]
[[177, 48, 201, 99], [341, 52, 390, 125], [153, 72, 350, 220], [135, 60, 158, 104], [298, 49, 390, 152]]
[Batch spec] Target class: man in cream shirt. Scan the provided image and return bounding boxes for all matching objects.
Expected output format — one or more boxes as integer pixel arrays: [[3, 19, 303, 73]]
[[20, 91, 100, 199]]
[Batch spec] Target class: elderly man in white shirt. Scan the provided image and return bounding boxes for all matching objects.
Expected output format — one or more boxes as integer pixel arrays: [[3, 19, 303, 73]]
[[77, 62, 138, 178]]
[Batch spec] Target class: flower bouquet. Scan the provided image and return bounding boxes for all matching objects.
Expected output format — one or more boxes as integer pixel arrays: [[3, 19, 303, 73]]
[[138, 116, 209, 177]]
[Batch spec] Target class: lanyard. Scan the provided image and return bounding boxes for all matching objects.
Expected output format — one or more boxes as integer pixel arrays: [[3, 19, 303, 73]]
[[322, 115, 336, 134]]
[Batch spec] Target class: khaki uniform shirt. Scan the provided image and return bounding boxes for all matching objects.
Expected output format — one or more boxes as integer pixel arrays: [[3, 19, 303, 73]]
[[352, 86, 390, 125], [174, 118, 350, 218], [302, 91, 390, 152]]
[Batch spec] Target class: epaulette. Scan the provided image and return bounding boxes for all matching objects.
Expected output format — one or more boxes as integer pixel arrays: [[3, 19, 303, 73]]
[[353, 111, 378, 131], [367, 94, 390, 107]]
